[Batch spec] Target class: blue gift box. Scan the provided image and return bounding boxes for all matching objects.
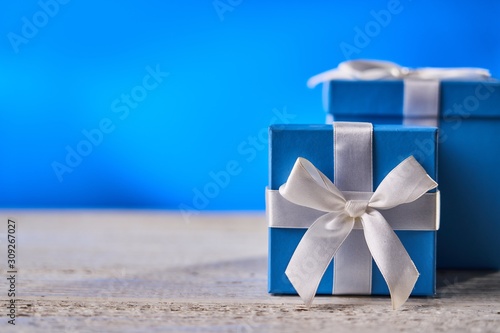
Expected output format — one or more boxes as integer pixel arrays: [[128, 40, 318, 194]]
[[328, 80, 500, 269], [268, 124, 438, 296]]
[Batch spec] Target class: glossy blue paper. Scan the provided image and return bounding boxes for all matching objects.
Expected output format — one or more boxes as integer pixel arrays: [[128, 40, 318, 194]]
[[329, 80, 500, 269], [268, 124, 438, 296]]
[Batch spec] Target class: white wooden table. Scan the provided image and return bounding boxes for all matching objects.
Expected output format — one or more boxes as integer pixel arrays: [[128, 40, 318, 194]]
[[0, 211, 499, 332]]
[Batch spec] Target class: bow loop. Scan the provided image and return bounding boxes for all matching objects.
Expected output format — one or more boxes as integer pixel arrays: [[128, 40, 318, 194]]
[[368, 156, 438, 210], [279, 157, 346, 213]]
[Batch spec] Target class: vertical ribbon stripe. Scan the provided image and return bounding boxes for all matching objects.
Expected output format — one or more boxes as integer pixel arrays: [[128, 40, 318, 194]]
[[333, 122, 373, 295], [403, 79, 440, 127], [333, 122, 373, 192]]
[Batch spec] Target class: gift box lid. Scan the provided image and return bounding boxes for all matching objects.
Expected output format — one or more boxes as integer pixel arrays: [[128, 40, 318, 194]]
[[329, 80, 500, 119], [269, 124, 438, 190]]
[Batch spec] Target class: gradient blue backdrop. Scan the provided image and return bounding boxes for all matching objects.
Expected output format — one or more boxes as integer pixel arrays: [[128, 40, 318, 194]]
[[1, 0, 499, 211]]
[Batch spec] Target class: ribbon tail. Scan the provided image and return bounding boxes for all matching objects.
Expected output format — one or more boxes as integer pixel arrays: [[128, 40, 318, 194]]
[[361, 209, 419, 310], [285, 212, 354, 307]]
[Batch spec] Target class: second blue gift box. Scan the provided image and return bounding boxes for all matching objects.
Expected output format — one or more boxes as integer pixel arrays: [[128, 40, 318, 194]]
[[310, 60, 500, 269]]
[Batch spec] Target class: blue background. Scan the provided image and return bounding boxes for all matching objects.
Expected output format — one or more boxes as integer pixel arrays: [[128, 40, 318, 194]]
[[1, 0, 499, 211]]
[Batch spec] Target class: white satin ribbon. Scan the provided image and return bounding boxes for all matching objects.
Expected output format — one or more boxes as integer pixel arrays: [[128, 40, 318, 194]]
[[267, 190, 440, 230], [281, 156, 438, 310], [307, 60, 491, 125]]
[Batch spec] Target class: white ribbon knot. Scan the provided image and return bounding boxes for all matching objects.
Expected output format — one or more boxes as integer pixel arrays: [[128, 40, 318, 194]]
[[344, 200, 368, 218], [280, 155, 438, 309]]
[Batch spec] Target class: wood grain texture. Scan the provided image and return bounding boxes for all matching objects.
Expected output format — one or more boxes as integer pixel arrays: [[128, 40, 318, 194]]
[[0, 211, 499, 332]]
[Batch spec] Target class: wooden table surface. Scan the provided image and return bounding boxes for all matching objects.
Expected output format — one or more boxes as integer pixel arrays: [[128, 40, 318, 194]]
[[0, 211, 499, 333]]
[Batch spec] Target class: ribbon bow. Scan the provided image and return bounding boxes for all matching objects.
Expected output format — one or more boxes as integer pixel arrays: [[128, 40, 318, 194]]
[[281, 155, 438, 309], [307, 59, 491, 88]]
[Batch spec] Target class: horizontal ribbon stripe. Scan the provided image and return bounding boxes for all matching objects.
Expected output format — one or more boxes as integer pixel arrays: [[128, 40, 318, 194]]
[[267, 189, 439, 230]]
